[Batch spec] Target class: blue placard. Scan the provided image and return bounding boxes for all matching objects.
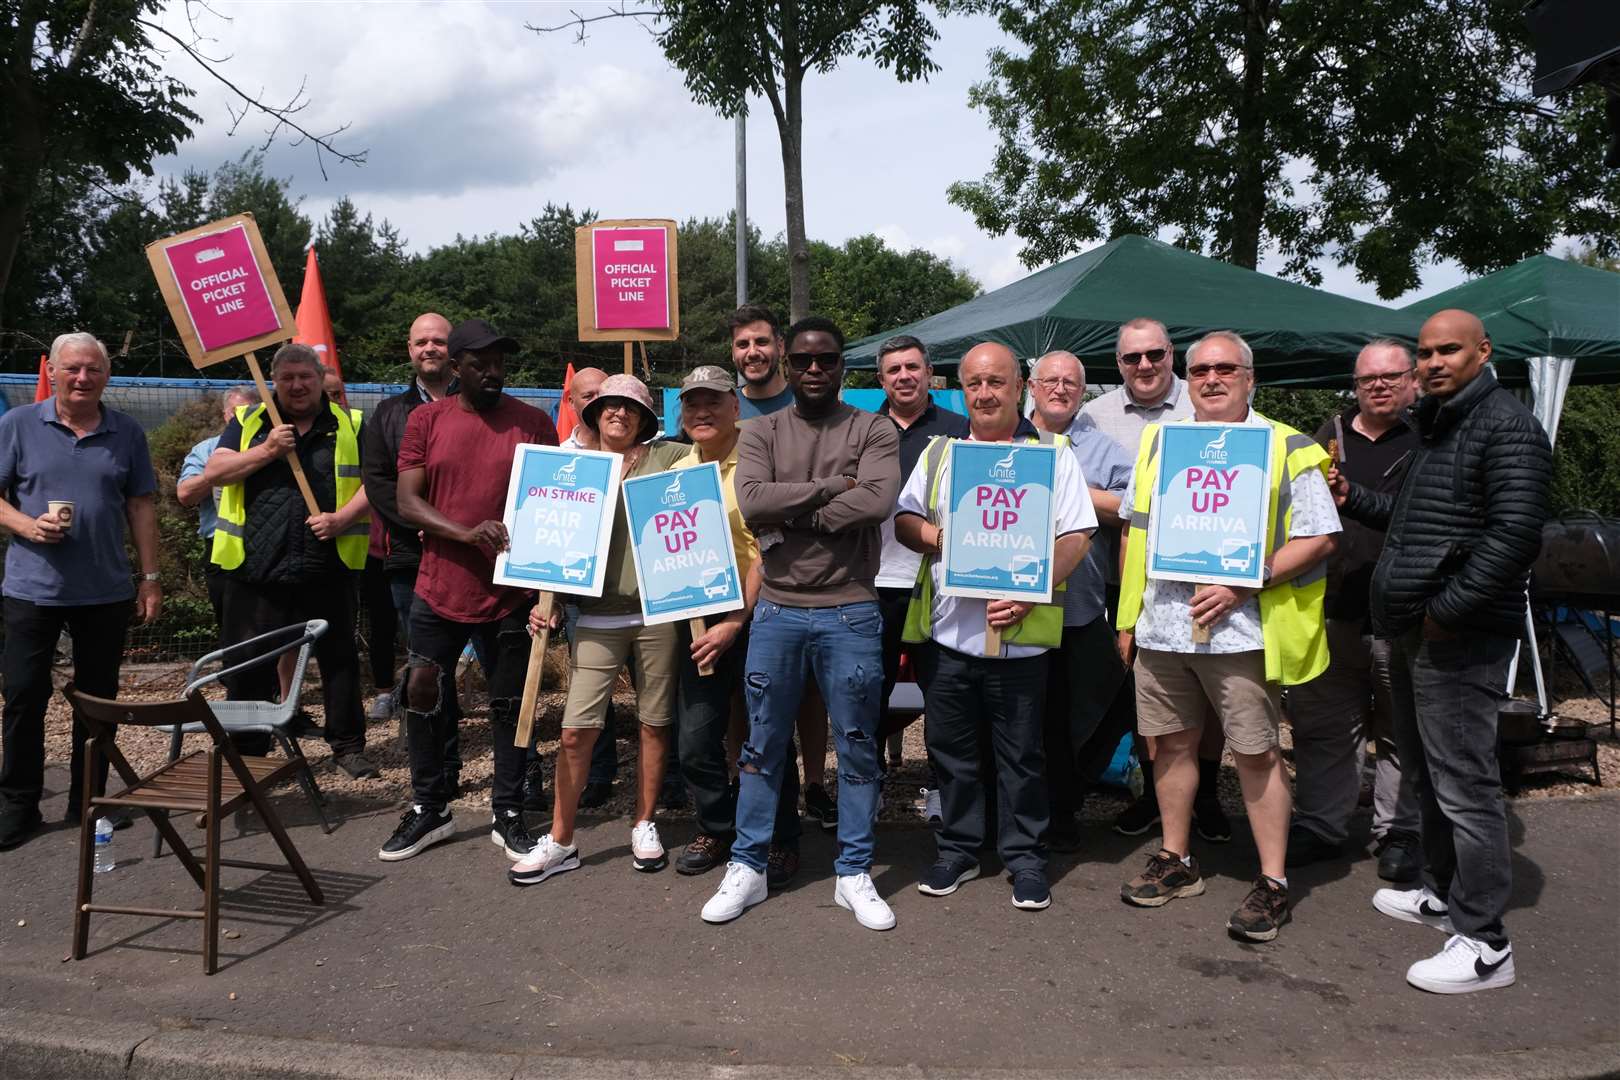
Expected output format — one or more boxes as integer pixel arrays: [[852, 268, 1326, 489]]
[[622, 462, 744, 625], [941, 441, 1059, 603], [493, 445, 623, 596], [1146, 422, 1273, 587]]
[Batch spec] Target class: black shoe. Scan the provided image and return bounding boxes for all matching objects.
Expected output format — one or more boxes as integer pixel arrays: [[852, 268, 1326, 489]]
[[1193, 796, 1232, 843], [491, 809, 536, 860], [579, 780, 613, 810], [378, 805, 453, 862], [0, 805, 44, 851], [1046, 814, 1084, 853], [917, 856, 980, 897], [676, 832, 730, 875], [1228, 877, 1291, 942], [766, 844, 800, 889], [1376, 830, 1422, 883], [285, 710, 323, 738], [803, 782, 838, 830], [1112, 797, 1161, 837], [1285, 824, 1344, 868], [335, 751, 381, 780], [522, 759, 547, 813], [1010, 868, 1052, 911]]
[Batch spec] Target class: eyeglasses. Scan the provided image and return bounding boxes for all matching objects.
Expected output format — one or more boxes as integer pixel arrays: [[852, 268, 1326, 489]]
[[1352, 371, 1412, 389], [1032, 377, 1081, 393], [597, 401, 636, 415], [1118, 348, 1168, 367], [786, 351, 841, 372], [1186, 362, 1251, 381]]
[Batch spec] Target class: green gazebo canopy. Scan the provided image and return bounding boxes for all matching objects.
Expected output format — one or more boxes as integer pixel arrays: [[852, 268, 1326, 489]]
[[844, 234, 1422, 387]]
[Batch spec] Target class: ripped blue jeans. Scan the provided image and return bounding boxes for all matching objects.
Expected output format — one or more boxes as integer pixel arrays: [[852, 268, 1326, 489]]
[[734, 600, 884, 876]]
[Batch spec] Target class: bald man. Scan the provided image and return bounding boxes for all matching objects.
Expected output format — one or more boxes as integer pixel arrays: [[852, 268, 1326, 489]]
[[1331, 309, 1553, 995], [560, 367, 607, 450]]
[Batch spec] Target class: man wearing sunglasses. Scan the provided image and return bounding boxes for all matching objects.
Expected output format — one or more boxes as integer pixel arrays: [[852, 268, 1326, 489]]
[[701, 316, 901, 932], [1285, 340, 1422, 882]]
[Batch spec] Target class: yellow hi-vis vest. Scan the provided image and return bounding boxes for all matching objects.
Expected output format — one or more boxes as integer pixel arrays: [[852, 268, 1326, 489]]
[[211, 401, 369, 572], [1117, 414, 1331, 686], [902, 430, 1068, 651]]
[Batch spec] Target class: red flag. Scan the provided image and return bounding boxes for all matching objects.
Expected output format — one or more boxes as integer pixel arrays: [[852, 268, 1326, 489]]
[[555, 362, 578, 442], [293, 246, 343, 400], [34, 355, 50, 402]]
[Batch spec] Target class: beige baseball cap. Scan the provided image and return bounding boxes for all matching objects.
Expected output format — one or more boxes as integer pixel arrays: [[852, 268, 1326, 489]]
[[678, 365, 736, 398]]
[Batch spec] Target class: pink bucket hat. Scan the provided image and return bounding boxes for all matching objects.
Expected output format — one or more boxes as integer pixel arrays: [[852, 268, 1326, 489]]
[[581, 373, 660, 443]]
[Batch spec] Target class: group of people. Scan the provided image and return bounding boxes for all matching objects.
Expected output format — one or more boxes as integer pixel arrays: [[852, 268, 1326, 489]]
[[0, 299, 1553, 996]]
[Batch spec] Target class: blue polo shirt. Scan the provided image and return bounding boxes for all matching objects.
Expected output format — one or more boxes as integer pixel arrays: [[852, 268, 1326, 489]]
[[0, 398, 157, 606], [1060, 412, 1134, 626]]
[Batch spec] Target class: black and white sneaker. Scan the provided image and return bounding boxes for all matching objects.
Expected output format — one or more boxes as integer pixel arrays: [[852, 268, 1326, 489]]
[[1373, 885, 1455, 933], [1406, 934, 1515, 995], [804, 782, 838, 830], [491, 809, 536, 860], [917, 857, 980, 897], [378, 805, 453, 862]]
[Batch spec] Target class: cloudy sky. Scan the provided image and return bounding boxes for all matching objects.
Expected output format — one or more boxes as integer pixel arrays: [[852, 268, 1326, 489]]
[[149, 0, 1470, 304]]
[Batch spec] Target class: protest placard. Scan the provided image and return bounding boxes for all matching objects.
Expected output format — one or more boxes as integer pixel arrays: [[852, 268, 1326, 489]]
[[574, 218, 680, 375], [622, 463, 743, 627], [940, 441, 1060, 605], [493, 445, 622, 595], [1145, 422, 1273, 590]]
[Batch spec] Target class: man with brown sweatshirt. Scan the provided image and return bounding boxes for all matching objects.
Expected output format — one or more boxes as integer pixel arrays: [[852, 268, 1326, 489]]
[[699, 316, 902, 932]]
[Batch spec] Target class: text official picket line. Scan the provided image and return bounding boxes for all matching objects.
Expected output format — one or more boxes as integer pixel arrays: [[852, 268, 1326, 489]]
[[1146, 422, 1273, 589]]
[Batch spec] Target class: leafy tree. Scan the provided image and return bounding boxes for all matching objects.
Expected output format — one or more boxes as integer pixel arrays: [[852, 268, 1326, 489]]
[[950, 0, 1620, 298]]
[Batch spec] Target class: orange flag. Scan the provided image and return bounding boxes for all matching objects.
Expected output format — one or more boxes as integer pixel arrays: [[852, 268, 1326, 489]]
[[293, 246, 343, 399], [34, 355, 50, 402], [555, 362, 578, 442]]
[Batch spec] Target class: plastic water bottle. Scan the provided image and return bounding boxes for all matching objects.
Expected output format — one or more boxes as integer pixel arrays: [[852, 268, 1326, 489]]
[[93, 817, 117, 874]]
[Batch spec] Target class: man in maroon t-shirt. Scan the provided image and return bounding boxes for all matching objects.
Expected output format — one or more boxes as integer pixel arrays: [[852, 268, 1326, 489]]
[[377, 319, 559, 863]]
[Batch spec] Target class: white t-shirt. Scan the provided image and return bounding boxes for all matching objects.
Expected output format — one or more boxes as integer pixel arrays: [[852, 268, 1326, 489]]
[[895, 434, 1097, 659]]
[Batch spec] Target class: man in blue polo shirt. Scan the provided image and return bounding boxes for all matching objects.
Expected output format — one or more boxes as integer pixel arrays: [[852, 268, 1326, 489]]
[[0, 333, 161, 850]]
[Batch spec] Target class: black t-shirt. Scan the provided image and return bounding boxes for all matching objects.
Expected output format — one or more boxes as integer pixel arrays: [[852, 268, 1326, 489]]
[[1313, 408, 1418, 626], [879, 399, 972, 484]]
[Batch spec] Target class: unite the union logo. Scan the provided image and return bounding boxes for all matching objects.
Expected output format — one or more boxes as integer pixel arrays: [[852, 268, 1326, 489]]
[[989, 448, 1018, 482], [553, 456, 580, 488], [660, 473, 687, 507], [1200, 428, 1231, 465]]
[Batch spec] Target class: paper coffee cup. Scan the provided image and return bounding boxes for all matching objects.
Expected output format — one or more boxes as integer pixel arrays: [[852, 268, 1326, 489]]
[[47, 500, 75, 532]]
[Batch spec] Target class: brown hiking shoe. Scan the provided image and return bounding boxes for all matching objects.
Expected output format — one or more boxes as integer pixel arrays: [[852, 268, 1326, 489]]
[[766, 844, 800, 889], [1228, 877, 1290, 942], [676, 833, 729, 876], [1121, 849, 1205, 907]]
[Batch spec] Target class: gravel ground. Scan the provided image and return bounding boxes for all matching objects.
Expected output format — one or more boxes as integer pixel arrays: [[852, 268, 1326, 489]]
[[31, 644, 1618, 829]]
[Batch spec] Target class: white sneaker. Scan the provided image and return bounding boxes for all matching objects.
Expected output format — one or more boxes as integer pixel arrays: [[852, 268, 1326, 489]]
[[366, 691, 396, 721], [701, 861, 767, 923], [631, 819, 666, 872], [1406, 934, 1515, 994], [508, 834, 580, 887], [834, 872, 896, 931], [919, 787, 942, 825], [1372, 886, 1454, 932]]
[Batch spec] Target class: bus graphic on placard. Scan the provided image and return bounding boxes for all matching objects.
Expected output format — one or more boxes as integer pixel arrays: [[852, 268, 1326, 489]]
[[1220, 537, 1254, 571], [561, 551, 592, 581], [1009, 556, 1041, 587]]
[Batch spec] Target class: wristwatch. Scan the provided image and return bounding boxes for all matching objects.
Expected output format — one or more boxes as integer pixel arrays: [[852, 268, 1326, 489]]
[[140, 572, 160, 582], [1261, 565, 1273, 586]]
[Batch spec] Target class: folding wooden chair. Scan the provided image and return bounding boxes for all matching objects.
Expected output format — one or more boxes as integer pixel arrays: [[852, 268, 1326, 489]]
[[65, 682, 325, 975]]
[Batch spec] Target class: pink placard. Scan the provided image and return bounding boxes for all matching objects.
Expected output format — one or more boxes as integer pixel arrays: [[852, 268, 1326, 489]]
[[592, 226, 670, 331], [162, 223, 285, 353]]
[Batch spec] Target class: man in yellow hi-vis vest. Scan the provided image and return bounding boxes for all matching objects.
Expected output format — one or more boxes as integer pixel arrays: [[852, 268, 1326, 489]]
[[201, 342, 375, 778], [1115, 331, 1339, 944], [895, 343, 1097, 912]]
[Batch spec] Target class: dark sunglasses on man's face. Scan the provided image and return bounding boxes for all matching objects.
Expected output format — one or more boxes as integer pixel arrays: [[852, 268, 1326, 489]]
[[786, 351, 842, 372], [1118, 348, 1168, 367]]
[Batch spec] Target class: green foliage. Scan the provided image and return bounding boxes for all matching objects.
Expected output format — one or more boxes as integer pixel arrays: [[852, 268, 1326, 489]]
[[950, 0, 1620, 297], [1253, 387, 1348, 438], [1547, 386, 1620, 517]]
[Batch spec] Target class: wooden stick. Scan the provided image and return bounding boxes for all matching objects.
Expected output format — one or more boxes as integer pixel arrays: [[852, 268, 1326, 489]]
[[515, 591, 555, 748], [689, 617, 714, 677], [984, 610, 1002, 657], [1191, 585, 1212, 644], [637, 340, 653, 382], [622, 340, 634, 376], [244, 352, 320, 516]]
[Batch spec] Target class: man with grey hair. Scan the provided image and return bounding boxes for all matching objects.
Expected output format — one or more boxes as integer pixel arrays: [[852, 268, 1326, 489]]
[[1287, 339, 1422, 880], [203, 342, 376, 777], [0, 332, 161, 850], [178, 386, 259, 628]]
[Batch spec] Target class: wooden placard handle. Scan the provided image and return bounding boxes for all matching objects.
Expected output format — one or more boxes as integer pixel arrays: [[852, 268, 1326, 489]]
[[1190, 585, 1212, 644], [515, 591, 556, 748], [689, 617, 714, 677], [622, 340, 634, 376], [984, 610, 1003, 657], [244, 352, 320, 516]]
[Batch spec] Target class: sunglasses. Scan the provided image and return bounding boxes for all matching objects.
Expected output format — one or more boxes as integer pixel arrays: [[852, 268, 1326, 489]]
[[1118, 348, 1168, 367], [1353, 371, 1412, 389], [1187, 362, 1251, 380], [786, 351, 841, 372]]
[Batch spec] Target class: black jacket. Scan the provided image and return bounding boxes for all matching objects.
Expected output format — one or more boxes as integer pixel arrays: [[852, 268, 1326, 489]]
[[1312, 407, 1418, 627], [362, 380, 456, 573], [1343, 367, 1552, 639]]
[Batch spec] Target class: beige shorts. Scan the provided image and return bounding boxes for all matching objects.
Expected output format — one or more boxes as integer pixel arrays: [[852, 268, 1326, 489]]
[[1134, 647, 1282, 756], [562, 622, 678, 729]]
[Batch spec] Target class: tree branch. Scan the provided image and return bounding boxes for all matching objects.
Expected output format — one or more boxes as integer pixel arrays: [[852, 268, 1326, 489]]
[[66, 0, 100, 71], [525, 4, 660, 42]]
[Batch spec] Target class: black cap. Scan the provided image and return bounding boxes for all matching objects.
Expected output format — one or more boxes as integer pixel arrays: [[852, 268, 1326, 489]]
[[447, 318, 519, 358]]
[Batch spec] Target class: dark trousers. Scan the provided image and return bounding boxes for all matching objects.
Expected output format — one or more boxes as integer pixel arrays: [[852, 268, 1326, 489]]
[[391, 571, 460, 770], [917, 641, 1050, 874], [405, 603, 530, 814], [876, 587, 912, 741], [363, 556, 397, 691], [1044, 616, 1132, 819], [1389, 627, 1516, 947], [220, 573, 365, 756], [0, 597, 133, 814], [676, 622, 801, 847], [205, 562, 228, 637]]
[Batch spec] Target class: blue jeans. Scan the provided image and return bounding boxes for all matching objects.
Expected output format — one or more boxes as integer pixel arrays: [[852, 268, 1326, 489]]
[[734, 600, 884, 876]]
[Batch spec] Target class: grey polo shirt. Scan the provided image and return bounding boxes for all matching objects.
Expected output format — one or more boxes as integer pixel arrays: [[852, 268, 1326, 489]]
[[1058, 413, 1134, 626], [1079, 376, 1193, 458], [0, 399, 156, 606]]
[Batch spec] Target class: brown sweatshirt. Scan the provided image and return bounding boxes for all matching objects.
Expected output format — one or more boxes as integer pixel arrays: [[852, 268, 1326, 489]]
[[736, 401, 900, 607]]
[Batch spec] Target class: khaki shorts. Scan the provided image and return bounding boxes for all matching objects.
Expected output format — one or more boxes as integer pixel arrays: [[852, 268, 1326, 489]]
[[562, 622, 678, 729], [1134, 647, 1282, 756]]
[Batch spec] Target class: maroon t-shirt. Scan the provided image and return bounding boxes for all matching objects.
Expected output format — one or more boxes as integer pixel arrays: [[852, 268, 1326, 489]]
[[398, 395, 559, 623]]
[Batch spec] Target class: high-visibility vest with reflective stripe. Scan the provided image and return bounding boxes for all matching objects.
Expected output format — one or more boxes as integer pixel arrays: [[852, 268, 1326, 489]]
[[1117, 414, 1331, 686], [901, 430, 1068, 651], [211, 401, 369, 571]]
